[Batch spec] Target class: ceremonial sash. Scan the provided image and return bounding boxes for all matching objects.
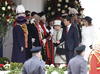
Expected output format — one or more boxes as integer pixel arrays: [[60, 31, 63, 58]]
[[21, 24, 28, 48], [39, 21, 47, 36], [35, 23, 43, 45], [39, 21, 54, 64]]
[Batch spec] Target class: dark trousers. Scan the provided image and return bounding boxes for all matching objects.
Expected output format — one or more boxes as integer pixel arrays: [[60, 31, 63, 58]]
[[25, 48, 32, 60], [66, 50, 74, 64]]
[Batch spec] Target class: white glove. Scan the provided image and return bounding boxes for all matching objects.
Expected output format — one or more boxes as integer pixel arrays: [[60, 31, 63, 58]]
[[42, 39, 46, 45], [30, 19, 35, 24], [21, 47, 24, 52], [32, 38, 35, 43]]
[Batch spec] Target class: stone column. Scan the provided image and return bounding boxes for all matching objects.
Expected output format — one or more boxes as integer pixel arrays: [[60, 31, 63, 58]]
[[12, 0, 22, 5], [3, 26, 13, 61], [0, 37, 3, 57]]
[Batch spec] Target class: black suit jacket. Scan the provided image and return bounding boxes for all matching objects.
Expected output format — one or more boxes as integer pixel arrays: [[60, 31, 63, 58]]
[[27, 23, 40, 47], [60, 25, 79, 50]]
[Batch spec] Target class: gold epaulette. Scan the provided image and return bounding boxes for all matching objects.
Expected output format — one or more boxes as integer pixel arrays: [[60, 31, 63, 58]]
[[89, 50, 100, 63], [97, 67, 100, 70]]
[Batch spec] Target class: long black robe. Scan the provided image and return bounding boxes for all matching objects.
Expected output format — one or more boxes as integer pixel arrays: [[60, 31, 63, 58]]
[[12, 25, 26, 63]]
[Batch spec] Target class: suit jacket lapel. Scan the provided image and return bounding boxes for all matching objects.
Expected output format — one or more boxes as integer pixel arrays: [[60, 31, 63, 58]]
[[67, 25, 73, 34]]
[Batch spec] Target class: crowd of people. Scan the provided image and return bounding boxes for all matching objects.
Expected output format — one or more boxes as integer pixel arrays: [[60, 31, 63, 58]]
[[12, 4, 94, 64], [11, 4, 100, 74]]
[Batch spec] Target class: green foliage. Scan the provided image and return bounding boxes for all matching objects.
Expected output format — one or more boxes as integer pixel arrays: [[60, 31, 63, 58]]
[[0, 25, 7, 38], [47, 67, 64, 74], [10, 62, 23, 70], [0, 1, 15, 38], [0, 61, 23, 73], [0, 57, 10, 64], [45, 64, 67, 74], [0, 58, 23, 73], [0, 65, 5, 71], [0, 57, 10, 71], [8, 62, 23, 74], [8, 69, 22, 74]]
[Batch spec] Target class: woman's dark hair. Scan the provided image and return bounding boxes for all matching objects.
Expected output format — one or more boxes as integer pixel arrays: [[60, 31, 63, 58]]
[[84, 16, 92, 26]]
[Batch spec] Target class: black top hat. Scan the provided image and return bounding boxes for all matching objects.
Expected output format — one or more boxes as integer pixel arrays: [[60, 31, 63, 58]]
[[16, 16, 27, 24], [31, 46, 42, 53]]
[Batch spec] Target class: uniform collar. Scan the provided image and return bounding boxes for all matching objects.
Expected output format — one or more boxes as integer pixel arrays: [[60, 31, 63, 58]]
[[76, 55, 84, 58], [32, 56, 41, 60]]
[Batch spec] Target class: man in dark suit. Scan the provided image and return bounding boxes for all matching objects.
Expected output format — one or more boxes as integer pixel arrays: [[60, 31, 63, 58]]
[[57, 16, 79, 64], [28, 12, 41, 47], [22, 46, 45, 74], [68, 45, 87, 74]]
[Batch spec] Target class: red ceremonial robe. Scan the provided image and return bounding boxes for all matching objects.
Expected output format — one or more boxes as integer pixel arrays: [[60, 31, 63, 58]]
[[39, 21, 54, 64]]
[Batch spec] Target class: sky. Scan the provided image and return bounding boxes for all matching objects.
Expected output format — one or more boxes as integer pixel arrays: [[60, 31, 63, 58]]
[[81, 0, 100, 27], [81, 0, 100, 42]]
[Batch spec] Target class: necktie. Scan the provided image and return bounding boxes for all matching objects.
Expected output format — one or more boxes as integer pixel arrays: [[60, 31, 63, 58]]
[[66, 26, 68, 33]]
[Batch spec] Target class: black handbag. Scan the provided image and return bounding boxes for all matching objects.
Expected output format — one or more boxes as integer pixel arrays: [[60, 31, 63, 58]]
[[56, 42, 66, 55]]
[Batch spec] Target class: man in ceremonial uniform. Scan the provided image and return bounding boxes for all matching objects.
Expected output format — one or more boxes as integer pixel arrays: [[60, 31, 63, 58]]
[[39, 12, 54, 64], [89, 41, 100, 74], [68, 45, 87, 74], [30, 12, 43, 46], [22, 46, 45, 74]]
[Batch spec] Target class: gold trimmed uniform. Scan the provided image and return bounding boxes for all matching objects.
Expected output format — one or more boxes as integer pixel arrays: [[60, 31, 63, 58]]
[[89, 49, 100, 74]]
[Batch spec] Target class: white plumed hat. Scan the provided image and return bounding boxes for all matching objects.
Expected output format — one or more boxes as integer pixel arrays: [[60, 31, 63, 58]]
[[16, 4, 25, 14], [54, 20, 61, 26], [68, 7, 78, 15]]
